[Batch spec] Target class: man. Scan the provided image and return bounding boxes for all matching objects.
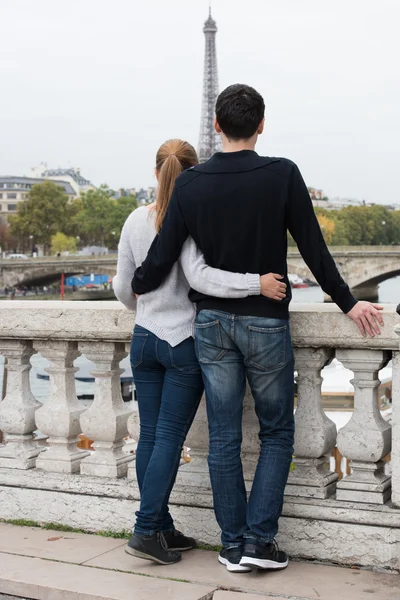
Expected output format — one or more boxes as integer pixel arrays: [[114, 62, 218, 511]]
[[132, 84, 383, 572]]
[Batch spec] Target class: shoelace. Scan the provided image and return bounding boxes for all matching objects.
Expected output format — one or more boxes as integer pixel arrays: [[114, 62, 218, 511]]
[[271, 539, 280, 557], [157, 532, 168, 551]]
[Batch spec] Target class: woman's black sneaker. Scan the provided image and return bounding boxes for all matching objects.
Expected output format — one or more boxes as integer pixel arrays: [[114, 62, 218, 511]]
[[125, 532, 181, 565], [218, 547, 252, 572], [163, 529, 196, 551], [240, 540, 288, 570]]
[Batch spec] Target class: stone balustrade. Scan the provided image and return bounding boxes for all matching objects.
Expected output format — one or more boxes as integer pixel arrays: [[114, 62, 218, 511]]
[[0, 300, 399, 571]]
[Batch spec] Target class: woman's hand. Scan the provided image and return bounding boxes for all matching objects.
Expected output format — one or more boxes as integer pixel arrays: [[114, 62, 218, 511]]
[[260, 273, 287, 301]]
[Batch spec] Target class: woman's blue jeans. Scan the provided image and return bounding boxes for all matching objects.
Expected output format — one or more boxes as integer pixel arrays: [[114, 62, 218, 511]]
[[131, 325, 204, 535]]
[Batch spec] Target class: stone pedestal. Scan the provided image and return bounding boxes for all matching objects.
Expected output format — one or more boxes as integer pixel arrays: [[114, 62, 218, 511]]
[[336, 349, 391, 504], [0, 341, 41, 469], [287, 348, 338, 499], [391, 345, 400, 508], [34, 341, 89, 474], [79, 342, 134, 478]]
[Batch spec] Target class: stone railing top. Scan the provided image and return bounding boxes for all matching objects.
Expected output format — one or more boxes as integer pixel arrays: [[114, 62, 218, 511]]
[[0, 255, 118, 266], [0, 301, 133, 342], [287, 246, 400, 256], [0, 301, 398, 349], [291, 303, 399, 350]]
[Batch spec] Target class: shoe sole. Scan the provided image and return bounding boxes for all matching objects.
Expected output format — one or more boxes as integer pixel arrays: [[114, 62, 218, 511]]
[[239, 556, 289, 570], [218, 555, 252, 573], [170, 545, 196, 552], [125, 545, 181, 565]]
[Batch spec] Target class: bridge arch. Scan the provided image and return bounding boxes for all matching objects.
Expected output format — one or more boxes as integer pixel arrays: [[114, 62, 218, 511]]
[[350, 261, 400, 290], [1, 265, 117, 288]]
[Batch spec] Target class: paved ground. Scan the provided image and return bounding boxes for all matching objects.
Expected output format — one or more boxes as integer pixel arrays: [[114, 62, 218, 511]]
[[0, 524, 398, 600]]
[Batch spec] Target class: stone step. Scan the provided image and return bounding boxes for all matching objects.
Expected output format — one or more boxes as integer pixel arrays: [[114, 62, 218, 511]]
[[0, 524, 398, 600], [0, 553, 215, 600]]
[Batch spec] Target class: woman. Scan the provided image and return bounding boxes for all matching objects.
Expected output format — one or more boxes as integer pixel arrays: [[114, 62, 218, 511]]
[[113, 139, 286, 566]]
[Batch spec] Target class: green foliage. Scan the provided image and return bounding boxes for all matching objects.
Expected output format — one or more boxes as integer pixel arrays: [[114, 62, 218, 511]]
[[10, 181, 74, 251], [313, 205, 400, 246], [51, 232, 77, 254], [72, 185, 115, 247], [109, 195, 138, 239], [72, 186, 137, 248], [0, 518, 130, 539]]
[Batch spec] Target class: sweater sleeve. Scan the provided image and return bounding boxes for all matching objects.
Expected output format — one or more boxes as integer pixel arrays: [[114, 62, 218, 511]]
[[132, 185, 188, 295], [112, 225, 137, 311], [179, 237, 260, 298], [287, 163, 357, 314]]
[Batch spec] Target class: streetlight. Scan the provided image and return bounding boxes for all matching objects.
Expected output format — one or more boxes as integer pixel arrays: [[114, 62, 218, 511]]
[[29, 235, 37, 258]]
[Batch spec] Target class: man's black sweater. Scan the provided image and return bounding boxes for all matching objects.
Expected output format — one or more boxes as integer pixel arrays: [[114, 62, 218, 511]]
[[132, 150, 357, 319]]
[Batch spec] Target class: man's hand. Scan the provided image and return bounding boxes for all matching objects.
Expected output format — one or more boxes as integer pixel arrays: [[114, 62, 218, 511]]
[[260, 273, 287, 301], [346, 301, 384, 337]]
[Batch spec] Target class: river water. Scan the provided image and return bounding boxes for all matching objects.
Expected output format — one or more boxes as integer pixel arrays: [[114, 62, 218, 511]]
[[0, 276, 398, 406]]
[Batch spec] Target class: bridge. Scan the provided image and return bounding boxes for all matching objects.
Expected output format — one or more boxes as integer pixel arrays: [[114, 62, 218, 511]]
[[0, 247, 399, 301], [0, 255, 118, 288], [287, 246, 400, 301]]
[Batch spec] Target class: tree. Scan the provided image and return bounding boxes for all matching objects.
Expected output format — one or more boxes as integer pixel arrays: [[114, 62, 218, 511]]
[[73, 187, 138, 248], [0, 221, 17, 253], [9, 181, 73, 253], [51, 232, 77, 255], [317, 214, 336, 245], [108, 195, 138, 247], [73, 185, 116, 247]]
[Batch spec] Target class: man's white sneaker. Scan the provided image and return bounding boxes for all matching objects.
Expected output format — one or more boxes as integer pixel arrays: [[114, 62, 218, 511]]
[[218, 547, 252, 573]]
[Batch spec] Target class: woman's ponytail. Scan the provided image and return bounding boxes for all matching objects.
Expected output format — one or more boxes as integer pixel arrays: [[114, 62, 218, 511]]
[[153, 139, 198, 232]]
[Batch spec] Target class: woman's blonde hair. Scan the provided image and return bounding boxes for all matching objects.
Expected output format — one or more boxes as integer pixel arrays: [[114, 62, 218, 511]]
[[152, 139, 198, 232]]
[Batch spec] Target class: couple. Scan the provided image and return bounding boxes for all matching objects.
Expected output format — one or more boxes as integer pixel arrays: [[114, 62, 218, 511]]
[[113, 83, 383, 573]]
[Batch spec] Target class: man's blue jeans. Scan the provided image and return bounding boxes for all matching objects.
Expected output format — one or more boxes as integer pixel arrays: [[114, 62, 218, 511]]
[[131, 325, 204, 535], [195, 310, 294, 547]]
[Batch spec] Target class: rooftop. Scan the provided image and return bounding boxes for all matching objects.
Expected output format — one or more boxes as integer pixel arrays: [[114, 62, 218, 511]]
[[42, 168, 92, 187], [0, 176, 75, 195]]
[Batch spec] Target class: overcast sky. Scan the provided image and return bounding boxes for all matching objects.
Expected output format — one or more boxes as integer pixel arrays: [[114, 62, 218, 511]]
[[1, 0, 399, 204]]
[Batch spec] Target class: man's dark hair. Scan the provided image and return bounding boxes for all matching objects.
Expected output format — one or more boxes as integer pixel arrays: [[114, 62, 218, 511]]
[[215, 84, 265, 141]]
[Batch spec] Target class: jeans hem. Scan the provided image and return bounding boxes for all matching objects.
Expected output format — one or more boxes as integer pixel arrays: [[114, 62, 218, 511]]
[[134, 527, 160, 536], [243, 534, 275, 544]]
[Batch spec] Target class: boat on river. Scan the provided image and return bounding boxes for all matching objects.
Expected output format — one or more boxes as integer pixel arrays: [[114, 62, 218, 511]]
[[288, 274, 309, 289]]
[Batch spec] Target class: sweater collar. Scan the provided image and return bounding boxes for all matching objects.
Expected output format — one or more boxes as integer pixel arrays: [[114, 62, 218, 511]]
[[192, 150, 280, 174]]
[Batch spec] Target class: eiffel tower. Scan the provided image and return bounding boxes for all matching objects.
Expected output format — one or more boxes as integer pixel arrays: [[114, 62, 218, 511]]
[[198, 7, 222, 163]]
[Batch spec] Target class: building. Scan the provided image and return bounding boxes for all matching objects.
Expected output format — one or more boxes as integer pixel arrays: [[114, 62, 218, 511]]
[[0, 176, 75, 223], [136, 187, 156, 205], [29, 163, 94, 196], [308, 187, 325, 201]]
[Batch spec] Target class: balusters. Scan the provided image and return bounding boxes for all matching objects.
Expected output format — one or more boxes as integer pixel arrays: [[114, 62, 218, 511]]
[[0, 341, 41, 469], [33, 341, 89, 473], [286, 348, 338, 498], [126, 390, 139, 480], [79, 342, 134, 478], [176, 387, 261, 490], [391, 329, 400, 507], [336, 349, 391, 504], [175, 396, 210, 488]]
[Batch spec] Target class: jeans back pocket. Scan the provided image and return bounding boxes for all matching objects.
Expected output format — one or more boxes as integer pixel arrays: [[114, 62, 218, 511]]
[[247, 324, 287, 373], [130, 332, 148, 369], [168, 338, 201, 372], [195, 320, 226, 364]]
